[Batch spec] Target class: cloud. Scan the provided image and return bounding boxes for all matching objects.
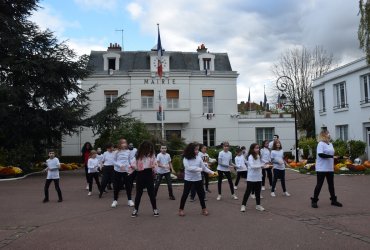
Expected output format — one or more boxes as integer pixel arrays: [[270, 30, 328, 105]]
[[74, 0, 118, 11], [126, 0, 363, 102], [126, 2, 144, 19]]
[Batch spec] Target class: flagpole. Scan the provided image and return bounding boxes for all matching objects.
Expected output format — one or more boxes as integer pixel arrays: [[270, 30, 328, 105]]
[[157, 23, 165, 141]]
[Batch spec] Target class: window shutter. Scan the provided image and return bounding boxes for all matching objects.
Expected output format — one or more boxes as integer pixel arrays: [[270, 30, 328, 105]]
[[202, 90, 214, 97], [141, 90, 154, 96], [104, 90, 118, 96], [166, 90, 179, 98]]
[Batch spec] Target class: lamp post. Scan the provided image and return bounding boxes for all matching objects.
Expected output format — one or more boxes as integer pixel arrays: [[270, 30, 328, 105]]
[[276, 76, 299, 162]]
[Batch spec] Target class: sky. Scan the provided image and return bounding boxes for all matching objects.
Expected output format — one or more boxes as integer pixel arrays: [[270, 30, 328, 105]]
[[30, 0, 364, 103]]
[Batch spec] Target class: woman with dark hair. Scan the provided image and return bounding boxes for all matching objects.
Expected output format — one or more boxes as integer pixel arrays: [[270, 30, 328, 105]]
[[179, 142, 214, 217], [130, 141, 159, 217], [81, 142, 92, 190], [270, 140, 290, 197]]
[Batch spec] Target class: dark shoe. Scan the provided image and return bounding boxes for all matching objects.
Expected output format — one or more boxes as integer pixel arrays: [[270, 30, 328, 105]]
[[43, 198, 49, 203], [169, 196, 176, 200], [99, 192, 103, 198], [330, 196, 343, 207], [107, 185, 112, 190], [131, 209, 138, 218], [311, 197, 318, 208]]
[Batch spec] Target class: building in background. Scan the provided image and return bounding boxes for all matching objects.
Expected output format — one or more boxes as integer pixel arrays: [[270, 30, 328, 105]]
[[62, 44, 295, 155], [313, 57, 370, 159]]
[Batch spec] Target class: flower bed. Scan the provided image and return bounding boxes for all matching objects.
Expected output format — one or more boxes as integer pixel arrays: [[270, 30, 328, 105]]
[[0, 166, 23, 178]]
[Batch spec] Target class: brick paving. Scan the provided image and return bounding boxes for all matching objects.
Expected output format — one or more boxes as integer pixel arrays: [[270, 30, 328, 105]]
[[0, 169, 369, 250]]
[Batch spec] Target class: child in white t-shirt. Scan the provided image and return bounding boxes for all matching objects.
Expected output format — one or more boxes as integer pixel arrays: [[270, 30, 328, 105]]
[[43, 151, 62, 203], [87, 150, 102, 196], [234, 148, 248, 190], [154, 145, 176, 200]]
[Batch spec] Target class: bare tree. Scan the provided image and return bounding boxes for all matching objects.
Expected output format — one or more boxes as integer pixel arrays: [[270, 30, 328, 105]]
[[359, 0, 370, 64], [272, 46, 333, 137]]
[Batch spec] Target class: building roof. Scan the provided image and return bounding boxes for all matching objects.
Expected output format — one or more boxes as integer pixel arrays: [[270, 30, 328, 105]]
[[87, 51, 233, 72]]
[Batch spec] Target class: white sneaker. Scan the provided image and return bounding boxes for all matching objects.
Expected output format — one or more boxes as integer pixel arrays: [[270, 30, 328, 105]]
[[250, 194, 256, 199], [283, 192, 291, 197], [270, 192, 276, 197], [260, 195, 264, 199], [232, 194, 238, 200], [86, 184, 89, 190], [261, 186, 266, 191], [240, 205, 246, 212], [111, 200, 118, 208], [234, 186, 238, 190], [88, 192, 92, 196], [128, 200, 135, 207], [216, 195, 222, 201], [256, 205, 265, 211]]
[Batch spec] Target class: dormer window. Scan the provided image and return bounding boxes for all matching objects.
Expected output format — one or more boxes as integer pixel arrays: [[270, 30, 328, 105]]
[[198, 54, 215, 72], [203, 58, 211, 70], [108, 58, 116, 70]]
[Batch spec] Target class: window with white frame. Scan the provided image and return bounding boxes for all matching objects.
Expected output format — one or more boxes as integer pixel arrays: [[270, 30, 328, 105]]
[[203, 128, 215, 147], [336, 125, 348, 141], [319, 89, 326, 112], [256, 128, 274, 146], [141, 90, 154, 109], [165, 130, 181, 141], [202, 90, 214, 113], [166, 90, 179, 109], [203, 58, 211, 70], [104, 90, 118, 106], [361, 74, 370, 104], [333, 82, 348, 109]]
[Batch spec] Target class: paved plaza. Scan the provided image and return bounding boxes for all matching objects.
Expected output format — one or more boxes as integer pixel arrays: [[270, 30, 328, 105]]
[[0, 170, 369, 250]]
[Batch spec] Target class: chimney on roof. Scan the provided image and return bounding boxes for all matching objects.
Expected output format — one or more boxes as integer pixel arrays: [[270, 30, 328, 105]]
[[197, 43, 208, 53], [107, 43, 122, 51]]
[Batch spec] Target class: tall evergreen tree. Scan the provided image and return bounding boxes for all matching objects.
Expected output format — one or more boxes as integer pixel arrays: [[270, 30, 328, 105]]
[[359, 0, 370, 64], [0, 0, 93, 165]]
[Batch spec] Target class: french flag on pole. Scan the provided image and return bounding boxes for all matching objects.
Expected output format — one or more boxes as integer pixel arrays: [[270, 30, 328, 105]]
[[157, 24, 163, 78]]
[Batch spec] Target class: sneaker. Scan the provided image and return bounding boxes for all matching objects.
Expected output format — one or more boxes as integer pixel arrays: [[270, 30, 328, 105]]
[[86, 184, 89, 190], [250, 194, 256, 199], [88, 192, 92, 196], [204, 196, 208, 201], [189, 198, 196, 202], [178, 209, 185, 217], [43, 198, 49, 203], [169, 196, 176, 200], [270, 192, 276, 197], [128, 200, 135, 207], [232, 194, 238, 200], [260, 195, 264, 199], [256, 205, 265, 211], [153, 209, 159, 217], [240, 205, 246, 212], [234, 186, 238, 190], [261, 186, 266, 191], [57, 199, 63, 202], [131, 209, 138, 218], [201, 208, 209, 216], [216, 195, 222, 201], [111, 200, 118, 208], [206, 189, 212, 193], [283, 192, 291, 197], [99, 192, 103, 198]]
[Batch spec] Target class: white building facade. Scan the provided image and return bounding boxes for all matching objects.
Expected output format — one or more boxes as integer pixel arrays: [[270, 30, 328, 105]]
[[62, 44, 295, 156], [313, 57, 370, 159]]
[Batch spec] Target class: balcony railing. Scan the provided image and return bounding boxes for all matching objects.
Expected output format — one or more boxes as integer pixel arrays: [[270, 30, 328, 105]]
[[333, 104, 349, 110]]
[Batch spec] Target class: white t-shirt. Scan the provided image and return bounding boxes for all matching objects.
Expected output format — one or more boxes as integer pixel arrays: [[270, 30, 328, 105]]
[[96, 154, 104, 167], [183, 155, 214, 181], [316, 141, 334, 172], [247, 155, 263, 182], [87, 158, 99, 173], [260, 147, 271, 164], [217, 151, 232, 172], [235, 155, 248, 172], [102, 151, 115, 166], [156, 153, 171, 174], [114, 150, 130, 172], [271, 150, 285, 170], [46, 157, 60, 179]]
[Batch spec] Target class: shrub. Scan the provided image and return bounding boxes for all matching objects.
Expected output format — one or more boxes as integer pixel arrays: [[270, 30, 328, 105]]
[[298, 137, 318, 158], [347, 140, 366, 159], [172, 155, 183, 173], [332, 139, 348, 157]]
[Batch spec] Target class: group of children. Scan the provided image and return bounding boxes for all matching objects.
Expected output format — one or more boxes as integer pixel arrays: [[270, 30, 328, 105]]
[[42, 135, 291, 216]]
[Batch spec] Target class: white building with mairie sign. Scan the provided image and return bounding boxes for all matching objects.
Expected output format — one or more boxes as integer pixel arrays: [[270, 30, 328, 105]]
[[313, 57, 370, 159], [62, 44, 295, 156]]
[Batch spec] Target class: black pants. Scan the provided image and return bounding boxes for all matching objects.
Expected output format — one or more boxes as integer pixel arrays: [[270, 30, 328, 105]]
[[113, 171, 132, 201], [242, 181, 262, 205], [180, 180, 206, 210], [130, 170, 137, 190], [84, 165, 89, 183], [271, 169, 286, 192], [262, 168, 273, 187], [234, 171, 247, 187], [100, 165, 114, 193], [203, 172, 210, 191], [88, 172, 101, 192], [44, 179, 62, 200], [154, 172, 174, 197], [313, 172, 336, 199], [217, 170, 234, 195], [134, 168, 157, 211]]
